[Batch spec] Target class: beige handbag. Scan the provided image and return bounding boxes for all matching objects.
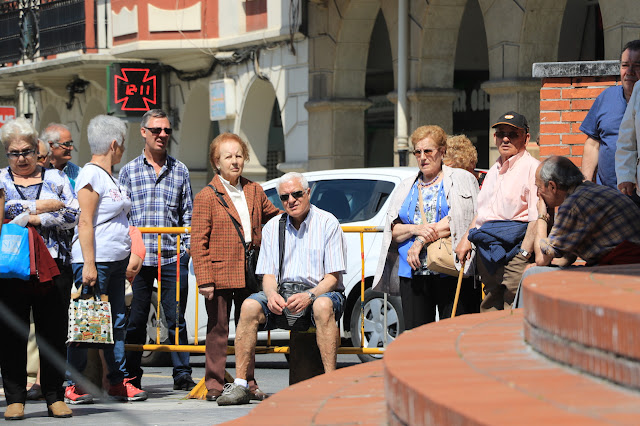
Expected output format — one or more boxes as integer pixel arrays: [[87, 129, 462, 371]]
[[418, 185, 458, 277]]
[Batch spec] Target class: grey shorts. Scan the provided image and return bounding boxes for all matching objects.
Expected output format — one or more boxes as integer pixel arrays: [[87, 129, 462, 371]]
[[247, 290, 345, 331]]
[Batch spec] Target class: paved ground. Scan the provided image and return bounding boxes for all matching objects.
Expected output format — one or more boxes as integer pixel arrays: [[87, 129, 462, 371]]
[[1, 354, 362, 425]]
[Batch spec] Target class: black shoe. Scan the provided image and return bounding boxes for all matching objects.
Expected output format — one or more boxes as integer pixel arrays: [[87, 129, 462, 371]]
[[173, 376, 197, 391], [27, 384, 43, 400]]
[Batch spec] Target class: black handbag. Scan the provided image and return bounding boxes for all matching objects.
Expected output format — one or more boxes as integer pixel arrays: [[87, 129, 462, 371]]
[[274, 214, 314, 331], [209, 184, 262, 293]]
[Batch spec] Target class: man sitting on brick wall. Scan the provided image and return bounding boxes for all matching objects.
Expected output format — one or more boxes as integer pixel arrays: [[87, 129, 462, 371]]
[[534, 156, 640, 267], [513, 156, 640, 308], [455, 111, 540, 311], [580, 39, 640, 197]]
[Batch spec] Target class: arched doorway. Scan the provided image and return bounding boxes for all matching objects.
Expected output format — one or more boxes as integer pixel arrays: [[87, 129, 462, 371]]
[[558, 0, 604, 61], [453, 0, 490, 168], [365, 10, 395, 167], [180, 81, 213, 193], [79, 99, 105, 166], [238, 77, 280, 182]]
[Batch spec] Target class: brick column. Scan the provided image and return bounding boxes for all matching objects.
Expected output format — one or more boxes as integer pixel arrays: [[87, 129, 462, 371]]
[[533, 61, 620, 164]]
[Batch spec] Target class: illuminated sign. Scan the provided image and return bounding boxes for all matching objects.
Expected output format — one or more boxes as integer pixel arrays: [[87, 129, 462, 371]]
[[108, 63, 162, 117], [0, 106, 16, 128]]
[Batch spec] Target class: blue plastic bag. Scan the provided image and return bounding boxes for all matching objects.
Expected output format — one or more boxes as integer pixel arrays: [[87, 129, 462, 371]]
[[0, 223, 31, 280]]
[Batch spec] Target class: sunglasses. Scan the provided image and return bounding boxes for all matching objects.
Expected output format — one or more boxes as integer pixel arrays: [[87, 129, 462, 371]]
[[37, 154, 48, 161], [279, 190, 305, 202], [413, 148, 437, 157], [144, 127, 173, 135], [51, 140, 74, 148], [494, 131, 522, 139], [7, 149, 36, 159]]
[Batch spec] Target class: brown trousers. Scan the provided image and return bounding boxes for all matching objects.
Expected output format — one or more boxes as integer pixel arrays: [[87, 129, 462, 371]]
[[204, 288, 259, 392], [478, 253, 531, 312]]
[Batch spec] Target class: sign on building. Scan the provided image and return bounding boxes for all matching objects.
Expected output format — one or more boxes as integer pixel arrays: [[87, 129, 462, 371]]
[[108, 63, 162, 117], [209, 79, 236, 121], [0, 106, 16, 128]]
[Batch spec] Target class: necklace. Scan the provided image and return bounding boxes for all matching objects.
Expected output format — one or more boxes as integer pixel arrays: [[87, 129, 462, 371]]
[[418, 171, 441, 187]]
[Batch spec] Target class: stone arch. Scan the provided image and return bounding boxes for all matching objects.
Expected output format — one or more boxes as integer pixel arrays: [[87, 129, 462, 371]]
[[78, 99, 106, 166], [237, 76, 276, 181], [330, 0, 382, 98], [178, 80, 211, 192], [38, 105, 60, 133], [598, 0, 640, 58], [416, 0, 468, 88], [519, 0, 568, 75]]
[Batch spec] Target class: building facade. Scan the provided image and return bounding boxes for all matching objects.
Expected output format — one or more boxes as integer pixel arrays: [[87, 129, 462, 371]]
[[0, 0, 639, 191]]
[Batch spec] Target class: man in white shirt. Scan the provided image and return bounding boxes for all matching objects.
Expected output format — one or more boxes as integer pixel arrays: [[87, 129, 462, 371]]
[[217, 172, 347, 406]]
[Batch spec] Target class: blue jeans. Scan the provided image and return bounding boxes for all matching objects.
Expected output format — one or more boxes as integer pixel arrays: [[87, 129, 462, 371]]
[[125, 255, 191, 382], [67, 258, 128, 386], [248, 290, 345, 331]]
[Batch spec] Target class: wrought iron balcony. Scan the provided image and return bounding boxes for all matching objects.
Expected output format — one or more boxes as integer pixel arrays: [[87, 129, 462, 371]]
[[0, 0, 88, 65]]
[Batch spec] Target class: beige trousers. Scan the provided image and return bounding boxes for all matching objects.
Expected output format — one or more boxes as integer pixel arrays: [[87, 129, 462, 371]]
[[478, 253, 531, 312]]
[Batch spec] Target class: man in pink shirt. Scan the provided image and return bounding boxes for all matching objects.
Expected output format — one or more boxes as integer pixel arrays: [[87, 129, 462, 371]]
[[455, 111, 540, 311]]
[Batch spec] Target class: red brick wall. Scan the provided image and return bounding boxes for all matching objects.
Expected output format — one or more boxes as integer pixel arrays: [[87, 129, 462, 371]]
[[538, 76, 620, 166]]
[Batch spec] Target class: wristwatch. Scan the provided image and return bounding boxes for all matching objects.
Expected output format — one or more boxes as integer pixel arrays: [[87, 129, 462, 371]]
[[538, 213, 550, 223], [518, 248, 531, 259], [307, 291, 317, 302]]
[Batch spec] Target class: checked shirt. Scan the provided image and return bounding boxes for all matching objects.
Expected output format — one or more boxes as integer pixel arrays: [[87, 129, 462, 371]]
[[119, 151, 193, 266], [542, 181, 640, 264]]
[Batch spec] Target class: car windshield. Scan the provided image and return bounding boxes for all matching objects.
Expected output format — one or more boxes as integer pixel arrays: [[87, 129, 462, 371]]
[[265, 179, 394, 223]]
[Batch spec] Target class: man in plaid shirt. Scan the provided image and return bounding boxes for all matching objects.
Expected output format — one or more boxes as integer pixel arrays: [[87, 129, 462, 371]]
[[119, 109, 196, 391], [534, 156, 640, 266]]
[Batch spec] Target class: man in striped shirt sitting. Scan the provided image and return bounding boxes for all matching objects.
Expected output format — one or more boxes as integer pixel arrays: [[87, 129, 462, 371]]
[[217, 172, 348, 406]]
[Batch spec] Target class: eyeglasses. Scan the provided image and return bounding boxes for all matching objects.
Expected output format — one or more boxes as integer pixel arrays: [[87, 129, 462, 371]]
[[413, 148, 437, 157], [494, 131, 522, 139], [279, 190, 305, 202], [37, 154, 48, 161], [50, 140, 74, 148], [7, 149, 36, 159], [144, 127, 173, 135]]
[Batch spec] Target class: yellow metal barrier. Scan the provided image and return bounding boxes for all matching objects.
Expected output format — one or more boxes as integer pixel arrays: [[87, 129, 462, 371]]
[[126, 226, 388, 358]]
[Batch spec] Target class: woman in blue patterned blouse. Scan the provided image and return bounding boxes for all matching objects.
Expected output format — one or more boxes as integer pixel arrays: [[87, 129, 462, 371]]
[[0, 117, 79, 420]]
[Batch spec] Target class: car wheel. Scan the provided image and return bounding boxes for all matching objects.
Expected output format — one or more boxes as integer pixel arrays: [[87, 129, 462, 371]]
[[349, 289, 404, 363], [141, 292, 172, 367]]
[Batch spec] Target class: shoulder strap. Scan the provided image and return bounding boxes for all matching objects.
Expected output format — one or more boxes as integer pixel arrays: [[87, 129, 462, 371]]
[[208, 183, 247, 247], [9, 166, 45, 200], [278, 214, 288, 284]]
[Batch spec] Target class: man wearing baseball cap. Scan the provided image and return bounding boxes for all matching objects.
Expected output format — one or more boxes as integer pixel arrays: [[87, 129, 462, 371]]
[[455, 111, 540, 311]]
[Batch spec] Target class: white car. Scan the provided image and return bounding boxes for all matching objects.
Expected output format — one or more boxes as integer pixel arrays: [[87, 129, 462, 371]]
[[140, 167, 418, 364]]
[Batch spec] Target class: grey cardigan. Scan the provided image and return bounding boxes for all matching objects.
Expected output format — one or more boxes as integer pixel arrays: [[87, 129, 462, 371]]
[[372, 165, 479, 295]]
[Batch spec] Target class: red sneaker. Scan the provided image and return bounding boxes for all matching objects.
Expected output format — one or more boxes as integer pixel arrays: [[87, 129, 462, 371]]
[[64, 385, 94, 405], [108, 378, 148, 401]]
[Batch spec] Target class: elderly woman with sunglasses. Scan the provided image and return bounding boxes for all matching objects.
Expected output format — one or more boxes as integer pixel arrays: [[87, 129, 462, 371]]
[[191, 132, 280, 402], [0, 118, 79, 420], [372, 125, 479, 330]]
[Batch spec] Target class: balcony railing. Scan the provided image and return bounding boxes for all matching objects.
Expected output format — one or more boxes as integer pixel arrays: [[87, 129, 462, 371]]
[[0, 0, 87, 65], [0, 1, 22, 64], [39, 0, 86, 57]]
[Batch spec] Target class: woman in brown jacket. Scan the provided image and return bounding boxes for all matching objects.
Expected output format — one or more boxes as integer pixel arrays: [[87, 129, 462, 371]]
[[191, 133, 280, 402]]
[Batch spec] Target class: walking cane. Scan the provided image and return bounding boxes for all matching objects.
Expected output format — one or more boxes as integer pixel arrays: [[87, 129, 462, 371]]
[[451, 260, 466, 318]]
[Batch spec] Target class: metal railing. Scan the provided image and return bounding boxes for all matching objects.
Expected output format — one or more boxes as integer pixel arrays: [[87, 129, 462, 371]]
[[124, 226, 388, 357]]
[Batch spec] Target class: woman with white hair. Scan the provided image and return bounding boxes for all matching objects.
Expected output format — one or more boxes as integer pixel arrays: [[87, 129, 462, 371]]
[[65, 115, 147, 405], [0, 117, 79, 419]]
